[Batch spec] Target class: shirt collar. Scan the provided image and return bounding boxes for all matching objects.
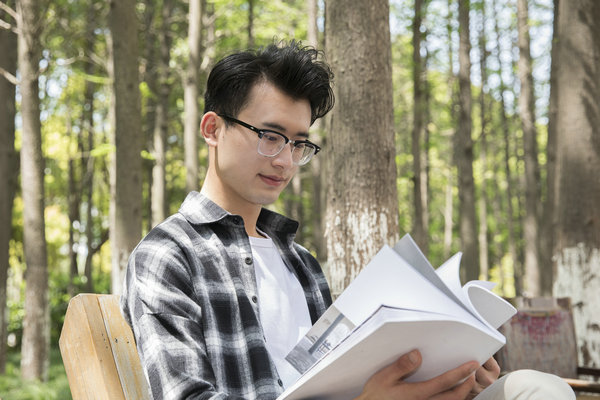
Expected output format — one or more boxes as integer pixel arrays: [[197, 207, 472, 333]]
[[178, 191, 299, 236]]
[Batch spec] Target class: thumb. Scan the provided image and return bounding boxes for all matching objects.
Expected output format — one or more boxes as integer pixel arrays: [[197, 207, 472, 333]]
[[378, 349, 422, 384]]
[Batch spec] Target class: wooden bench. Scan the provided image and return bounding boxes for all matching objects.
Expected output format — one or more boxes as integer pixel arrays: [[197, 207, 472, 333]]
[[59, 294, 150, 400]]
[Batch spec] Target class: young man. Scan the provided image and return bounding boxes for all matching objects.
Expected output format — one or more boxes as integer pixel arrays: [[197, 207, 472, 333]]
[[121, 41, 574, 400]]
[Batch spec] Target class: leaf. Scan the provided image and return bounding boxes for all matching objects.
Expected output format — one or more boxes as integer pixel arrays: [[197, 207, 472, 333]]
[[90, 143, 115, 158]]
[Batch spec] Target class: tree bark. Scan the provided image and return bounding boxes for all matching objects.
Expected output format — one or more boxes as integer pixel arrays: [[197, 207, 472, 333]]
[[477, 1, 489, 280], [307, 0, 319, 47], [82, 9, 97, 292], [552, 0, 600, 369], [539, 0, 559, 296], [455, 0, 479, 282], [517, 0, 542, 296], [0, 0, 18, 374], [108, 0, 143, 295], [443, 0, 456, 261], [285, 175, 304, 241], [184, 0, 203, 193], [411, 0, 430, 255], [151, 0, 173, 227], [306, 0, 326, 262], [492, 0, 520, 295], [17, 0, 50, 381], [325, 0, 399, 297], [67, 109, 81, 296], [142, 2, 157, 234], [247, 0, 254, 48]]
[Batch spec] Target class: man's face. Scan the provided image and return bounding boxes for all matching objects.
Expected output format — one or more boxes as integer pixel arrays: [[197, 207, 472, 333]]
[[211, 81, 312, 210]]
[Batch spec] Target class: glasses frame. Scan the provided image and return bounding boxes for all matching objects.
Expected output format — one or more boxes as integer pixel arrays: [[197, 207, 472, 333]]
[[218, 114, 321, 165]]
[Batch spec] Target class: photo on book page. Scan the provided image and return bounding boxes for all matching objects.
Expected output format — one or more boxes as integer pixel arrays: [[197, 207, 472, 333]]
[[285, 305, 356, 373]]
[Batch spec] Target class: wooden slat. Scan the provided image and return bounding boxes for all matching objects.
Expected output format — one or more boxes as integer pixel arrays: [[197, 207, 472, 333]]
[[563, 378, 600, 394], [98, 294, 151, 399], [59, 294, 126, 400]]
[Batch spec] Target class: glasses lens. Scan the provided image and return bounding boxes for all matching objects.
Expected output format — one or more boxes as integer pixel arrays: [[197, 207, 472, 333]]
[[258, 132, 286, 156], [292, 143, 316, 165]]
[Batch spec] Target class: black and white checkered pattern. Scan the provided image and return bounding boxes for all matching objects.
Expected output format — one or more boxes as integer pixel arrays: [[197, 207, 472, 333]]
[[121, 191, 332, 399]]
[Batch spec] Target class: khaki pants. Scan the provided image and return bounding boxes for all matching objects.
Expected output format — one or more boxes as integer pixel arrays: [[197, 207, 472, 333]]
[[475, 370, 576, 400]]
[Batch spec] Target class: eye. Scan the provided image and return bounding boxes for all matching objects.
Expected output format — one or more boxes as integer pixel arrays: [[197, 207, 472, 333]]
[[262, 132, 282, 143]]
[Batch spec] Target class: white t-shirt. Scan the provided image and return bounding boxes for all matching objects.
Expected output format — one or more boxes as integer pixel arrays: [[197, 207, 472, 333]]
[[249, 235, 312, 389]]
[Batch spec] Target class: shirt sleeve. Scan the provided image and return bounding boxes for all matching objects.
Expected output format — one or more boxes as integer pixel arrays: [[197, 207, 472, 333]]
[[120, 229, 244, 400]]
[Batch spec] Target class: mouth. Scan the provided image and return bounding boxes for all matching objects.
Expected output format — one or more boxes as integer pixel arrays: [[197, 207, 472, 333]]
[[259, 174, 287, 187]]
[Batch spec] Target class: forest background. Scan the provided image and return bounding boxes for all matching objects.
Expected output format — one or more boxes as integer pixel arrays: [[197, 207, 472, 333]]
[[0, 0, 599, 398]]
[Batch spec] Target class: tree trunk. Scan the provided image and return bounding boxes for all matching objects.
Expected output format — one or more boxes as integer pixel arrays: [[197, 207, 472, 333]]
[[82, 10, 97, 292], [247, 0, 254, 48], [17, 0, 50, 381], [285, 175, 304, 245], [552, 0, 600, 369], [477, 1, 489, 280], [306, 0, 326, 262], [455, 0, 479, 282], [184, 0, 203, 193], [142, 3, 157, 234], [0, 0, 18, 373], [151, 0, 173, 226], [411, 0, 429, 255], [67, 110, 81, 296], [517, 0, 542, 296], [539, 0, 559, 296], [442, 177, 454, 260], [307, 0, 319, 47], [492, 0, 520, 295], [108, 0, 143, 295], [443, 0, 456, 261], [325, 0, 399, 297]]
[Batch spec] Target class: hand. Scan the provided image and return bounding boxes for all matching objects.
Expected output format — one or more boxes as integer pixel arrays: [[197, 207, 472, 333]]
[[354, 350, 478, 400], [466, 358, 500, 399]]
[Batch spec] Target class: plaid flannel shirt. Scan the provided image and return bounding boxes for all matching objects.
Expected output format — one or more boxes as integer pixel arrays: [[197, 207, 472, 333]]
[[121, 191, 332, 400]]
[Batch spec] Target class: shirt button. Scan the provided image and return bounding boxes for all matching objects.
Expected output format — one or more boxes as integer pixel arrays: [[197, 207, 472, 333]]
[[278, 379, 283, 387], [244, 257, 253, 265], [251, 295, 258, 303]]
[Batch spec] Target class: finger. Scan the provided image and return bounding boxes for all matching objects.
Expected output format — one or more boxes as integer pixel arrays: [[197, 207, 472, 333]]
[[432, 374, 476, 400], [426, 360, 479, 395], [374, 349, 422, 385], [483, 357, 500, 375], [475, 361, 500, 388]]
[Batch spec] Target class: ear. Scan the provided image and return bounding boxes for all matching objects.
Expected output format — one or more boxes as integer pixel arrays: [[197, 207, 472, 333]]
[[201, 112, 221, 147]]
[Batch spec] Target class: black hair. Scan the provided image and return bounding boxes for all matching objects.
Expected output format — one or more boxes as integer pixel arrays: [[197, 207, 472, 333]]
[[203, 40, 335, 125]]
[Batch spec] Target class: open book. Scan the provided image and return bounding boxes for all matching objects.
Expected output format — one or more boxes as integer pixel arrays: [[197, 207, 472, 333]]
[[278, 234, 517, 400]]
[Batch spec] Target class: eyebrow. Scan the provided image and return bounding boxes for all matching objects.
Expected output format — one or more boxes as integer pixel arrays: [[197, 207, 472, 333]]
[[262, 121, 310, 139]]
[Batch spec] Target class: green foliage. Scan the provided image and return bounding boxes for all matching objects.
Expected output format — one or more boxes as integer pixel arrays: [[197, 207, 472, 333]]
[[6, 252, 111, 351], [0, 348, 72, 400]]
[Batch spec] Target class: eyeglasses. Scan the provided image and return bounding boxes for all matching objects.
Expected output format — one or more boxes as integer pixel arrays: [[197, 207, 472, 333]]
[[218, 114, 321, 166]]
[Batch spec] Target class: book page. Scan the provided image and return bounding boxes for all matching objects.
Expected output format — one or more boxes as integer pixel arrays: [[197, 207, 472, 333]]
[[278, 306, 506, 400], [392, 234, 471, 314], [464, 283, 516, 329], [285, 305, 355, 373], [285, 245, 487, 375], [333, 246, 482, 328], [436, 256, 516, 330], [284, 234, 514, 386]]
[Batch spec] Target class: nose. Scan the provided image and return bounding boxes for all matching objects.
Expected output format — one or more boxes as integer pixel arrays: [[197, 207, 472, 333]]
[[271, 142, 295, 169]]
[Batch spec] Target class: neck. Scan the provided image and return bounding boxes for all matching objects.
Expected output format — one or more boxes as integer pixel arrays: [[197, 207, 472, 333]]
[[200, 179, 263, 238]]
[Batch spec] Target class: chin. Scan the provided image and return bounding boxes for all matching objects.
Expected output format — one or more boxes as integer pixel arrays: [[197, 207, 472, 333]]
[[252, 193, 281, 207]]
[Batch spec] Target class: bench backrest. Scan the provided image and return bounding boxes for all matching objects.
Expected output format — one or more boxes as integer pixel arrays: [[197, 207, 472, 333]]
[[59, 293, 150, 400]]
